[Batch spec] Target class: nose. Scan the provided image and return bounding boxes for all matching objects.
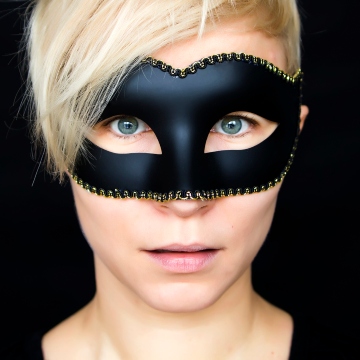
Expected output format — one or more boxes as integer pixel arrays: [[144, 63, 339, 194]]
[[158, 199, 210, 218]]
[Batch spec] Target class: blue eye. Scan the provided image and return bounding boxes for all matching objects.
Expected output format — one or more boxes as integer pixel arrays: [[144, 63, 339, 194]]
[[110, 116, 147, 136], [118, 117, 138, 134], [221, 118, 242, 134], [213, 116, 250, 135]]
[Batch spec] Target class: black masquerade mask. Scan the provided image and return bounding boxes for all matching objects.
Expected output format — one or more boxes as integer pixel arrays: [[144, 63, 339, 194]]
[[72, 53, 303, 201]]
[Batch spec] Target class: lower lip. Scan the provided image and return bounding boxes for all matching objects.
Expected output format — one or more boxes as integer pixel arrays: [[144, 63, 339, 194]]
[[145, 250, 219, 273]]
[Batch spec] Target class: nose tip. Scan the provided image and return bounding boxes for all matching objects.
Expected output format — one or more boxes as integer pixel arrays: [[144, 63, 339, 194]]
[[159, 199, 209, 218]]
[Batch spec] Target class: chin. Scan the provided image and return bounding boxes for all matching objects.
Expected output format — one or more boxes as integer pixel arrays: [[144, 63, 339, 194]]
[[147, 284, 222, 313], [137, 279, 234, 313]]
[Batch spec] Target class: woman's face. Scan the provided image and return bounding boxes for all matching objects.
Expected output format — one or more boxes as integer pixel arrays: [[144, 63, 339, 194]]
[[71, 16, 306, 313]]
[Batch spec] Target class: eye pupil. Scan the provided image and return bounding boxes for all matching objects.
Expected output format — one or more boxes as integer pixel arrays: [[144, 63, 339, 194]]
[[118, 117, 139, 134], [221, 118, 242, 134]]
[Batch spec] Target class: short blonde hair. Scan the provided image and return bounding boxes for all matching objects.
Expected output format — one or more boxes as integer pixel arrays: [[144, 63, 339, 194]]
[[25, 0, 301, 179]]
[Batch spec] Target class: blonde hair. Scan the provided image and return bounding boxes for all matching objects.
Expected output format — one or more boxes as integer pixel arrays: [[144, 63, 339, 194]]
[[25, 0, 301, 179]]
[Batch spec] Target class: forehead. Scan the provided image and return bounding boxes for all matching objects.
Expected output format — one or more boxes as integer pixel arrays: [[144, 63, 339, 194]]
[[152, 16, 287, 72]]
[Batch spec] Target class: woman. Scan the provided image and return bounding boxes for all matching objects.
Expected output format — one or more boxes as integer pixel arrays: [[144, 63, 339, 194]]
[[5, 0, 309, 358]]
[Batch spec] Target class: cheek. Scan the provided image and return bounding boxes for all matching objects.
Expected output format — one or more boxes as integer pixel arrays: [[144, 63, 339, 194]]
[[70, 183, 159, 291], [70, 181, 178, 287], [209, 188, 279, 269], [71, 181, 156, 248]]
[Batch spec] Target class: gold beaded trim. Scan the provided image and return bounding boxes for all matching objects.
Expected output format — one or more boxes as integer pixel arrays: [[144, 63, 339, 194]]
[[142, 52, 302, 83], [70, 137, 299, 202]]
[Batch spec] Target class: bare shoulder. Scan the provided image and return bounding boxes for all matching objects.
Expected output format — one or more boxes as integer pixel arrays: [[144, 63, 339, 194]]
[[253, 295, 294, 360], [42, 302, 95, 360]]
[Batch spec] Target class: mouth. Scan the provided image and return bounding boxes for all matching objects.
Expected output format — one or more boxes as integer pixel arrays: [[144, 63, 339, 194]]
[[144, 244, 220, 273], [147, 244, 217, 252], [151, 249, 214, 253], [149, 245, 214, 253]]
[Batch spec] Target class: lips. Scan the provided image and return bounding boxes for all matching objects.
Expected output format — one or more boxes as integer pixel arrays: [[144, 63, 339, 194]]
[[144, 244, 220, 273], [150, 244, 210, 252]]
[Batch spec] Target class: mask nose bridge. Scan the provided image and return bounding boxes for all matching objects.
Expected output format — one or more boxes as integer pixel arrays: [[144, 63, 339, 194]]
[[155, 110, 209, 190]]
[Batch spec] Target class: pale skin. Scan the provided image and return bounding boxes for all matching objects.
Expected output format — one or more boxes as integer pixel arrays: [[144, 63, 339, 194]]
[[43, 15, 309, 360]]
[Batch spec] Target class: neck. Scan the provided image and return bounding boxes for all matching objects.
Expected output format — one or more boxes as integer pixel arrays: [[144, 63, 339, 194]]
[[83, 256, 261, 359]]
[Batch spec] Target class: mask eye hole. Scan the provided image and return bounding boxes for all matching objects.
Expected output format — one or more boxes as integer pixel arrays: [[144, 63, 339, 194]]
[[88, 115, 162, 154], [204, 112, 278, 153]]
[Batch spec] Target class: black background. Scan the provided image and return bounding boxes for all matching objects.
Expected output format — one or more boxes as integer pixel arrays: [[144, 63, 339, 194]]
[[1, 0, 360, 355]]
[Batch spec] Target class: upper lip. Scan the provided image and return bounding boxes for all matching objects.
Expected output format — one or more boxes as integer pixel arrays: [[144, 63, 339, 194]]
[[145, 244, 219, 252]]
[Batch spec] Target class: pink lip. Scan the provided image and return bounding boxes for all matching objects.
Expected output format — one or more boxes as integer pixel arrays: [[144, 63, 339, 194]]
[[145, 244, 219, 273]]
